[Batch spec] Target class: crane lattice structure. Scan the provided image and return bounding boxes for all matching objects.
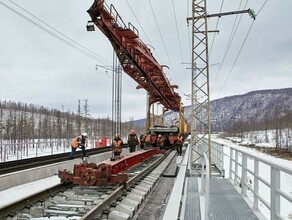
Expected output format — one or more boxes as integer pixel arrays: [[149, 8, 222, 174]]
[[87, 0, 181, 115]]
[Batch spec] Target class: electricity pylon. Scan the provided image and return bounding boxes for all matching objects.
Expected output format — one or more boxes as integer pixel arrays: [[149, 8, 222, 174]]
[[187, 1, 256, 177]]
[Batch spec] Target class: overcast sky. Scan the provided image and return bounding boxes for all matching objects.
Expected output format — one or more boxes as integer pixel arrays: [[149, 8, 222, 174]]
[[0, 0, 291, 121]]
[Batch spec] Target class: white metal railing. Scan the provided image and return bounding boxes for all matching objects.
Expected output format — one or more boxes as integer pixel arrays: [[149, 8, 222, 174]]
[[229, 146, 292, 220], [202, 138, 224, 174], [200, 152, 210, 220]]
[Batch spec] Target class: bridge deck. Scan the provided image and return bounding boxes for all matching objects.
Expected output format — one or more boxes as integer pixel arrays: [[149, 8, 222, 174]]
[[208, 178, 259, 220], [183, 176, 259, 220]]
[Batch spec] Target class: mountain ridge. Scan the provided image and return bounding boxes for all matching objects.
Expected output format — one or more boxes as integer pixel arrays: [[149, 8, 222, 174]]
[[135, 87, 292, 132]]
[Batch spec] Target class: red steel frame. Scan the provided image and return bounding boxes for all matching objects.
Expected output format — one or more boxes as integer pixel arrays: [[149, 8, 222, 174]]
[[58, 148, 165, 186], [87, 0, 181, 112]]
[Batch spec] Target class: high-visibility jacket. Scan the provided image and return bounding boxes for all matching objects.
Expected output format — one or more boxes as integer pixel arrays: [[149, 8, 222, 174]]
[[112, 138, 123, 153], [71, 136, 84, 149], [157, 137, 164, 147], [144, 134, 151, 142], [177, 135, 183, 144]]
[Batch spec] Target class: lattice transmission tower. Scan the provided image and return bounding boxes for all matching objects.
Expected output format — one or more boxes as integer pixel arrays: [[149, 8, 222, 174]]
[[188, 0, 212, 175]]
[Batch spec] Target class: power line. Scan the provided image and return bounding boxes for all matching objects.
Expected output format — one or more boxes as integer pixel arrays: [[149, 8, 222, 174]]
[[187, 0, 192, 62], [257, 0, 269, 16], [209, 0, 225, 59], [216, 0, 269, 98], [0, 0, 111, 66], [217, 20, 255, 97], [211, 0, 248, 86], [148, 0, 179, 90], [171, 0, 184, 62]]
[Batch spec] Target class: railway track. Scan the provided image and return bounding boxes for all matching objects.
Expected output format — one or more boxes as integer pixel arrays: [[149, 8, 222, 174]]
[[0, 147, 113, 175], [1, 150, 176, 219]]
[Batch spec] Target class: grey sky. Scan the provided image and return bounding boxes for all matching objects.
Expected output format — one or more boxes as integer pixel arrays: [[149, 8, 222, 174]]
[[0, 0, 291, 121]]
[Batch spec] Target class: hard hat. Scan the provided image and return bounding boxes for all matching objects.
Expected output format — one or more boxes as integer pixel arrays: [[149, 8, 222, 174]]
[[82, 132, 88, 137]]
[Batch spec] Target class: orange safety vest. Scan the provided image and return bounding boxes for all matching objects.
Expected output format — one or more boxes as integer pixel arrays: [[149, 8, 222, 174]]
[[157, 137, 164, 146], [112, 139, 122, 153], [145, 134, 151, 142], [71, 137, 80, 148]]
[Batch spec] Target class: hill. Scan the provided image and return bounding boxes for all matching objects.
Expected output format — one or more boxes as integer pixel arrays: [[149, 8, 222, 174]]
[[148, 88, 292, 132]]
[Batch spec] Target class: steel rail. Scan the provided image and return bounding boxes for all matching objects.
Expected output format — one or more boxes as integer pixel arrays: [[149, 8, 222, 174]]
[[81, 150, 171, 220], [0, 183, 71, 219], [0, 147, 113, 175]]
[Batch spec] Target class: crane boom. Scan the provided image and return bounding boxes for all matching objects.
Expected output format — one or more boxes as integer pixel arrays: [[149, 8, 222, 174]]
[[87, 0, 181, 112]]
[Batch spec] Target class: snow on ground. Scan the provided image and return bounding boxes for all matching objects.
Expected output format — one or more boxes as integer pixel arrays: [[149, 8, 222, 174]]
[[0, 176, 60, 209], [212, 135, 292, 220], [1, 133, 292, 219]]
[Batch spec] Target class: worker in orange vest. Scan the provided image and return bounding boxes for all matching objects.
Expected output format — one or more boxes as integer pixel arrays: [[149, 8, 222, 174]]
[[112, 133, 123, 156], [69, 132, 87, 159], [176, 133, 183, 156], [156, 134, 165, 149]]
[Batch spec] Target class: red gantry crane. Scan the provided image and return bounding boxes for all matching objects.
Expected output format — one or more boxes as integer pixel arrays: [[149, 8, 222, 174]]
[[87, 0, 181, 112]]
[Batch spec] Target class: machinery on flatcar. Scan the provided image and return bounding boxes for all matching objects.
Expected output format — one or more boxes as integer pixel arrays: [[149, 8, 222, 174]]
[[147, 126, 179, 149], [58, 148, 165, 186]]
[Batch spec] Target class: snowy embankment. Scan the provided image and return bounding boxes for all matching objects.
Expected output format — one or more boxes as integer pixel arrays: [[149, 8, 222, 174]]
[[212, 134, 292, 220]]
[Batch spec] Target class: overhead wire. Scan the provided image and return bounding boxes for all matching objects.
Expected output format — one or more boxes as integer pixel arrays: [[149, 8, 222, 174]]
[[217, 20, 255, 98], [171, 0, 184, 63], [170, 0, 191, 97], [125, 0, 163, 63], [208, 0, 225, 59], [257, 0, 268, 15], [216, 0, 269, 98], [0, 0, 111, 66], [187, 0, 192, 62], [147, 0, 179, 89], [211, 0, 248, 86]]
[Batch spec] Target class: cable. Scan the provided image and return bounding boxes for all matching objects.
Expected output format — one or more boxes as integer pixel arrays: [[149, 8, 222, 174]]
[[217, 20, 255, 97], [209, 0, 225, 59], [1, 0, 111, 66], [171, 0, 184, 63], [211, 0, 247, 86], [9, 0, 111, 65], [124, 0, 163, 62], [257, 0, 268, 16], [216, 0, 269, 98], [148, 0, 179, 90], [186, 0, 192, 63]]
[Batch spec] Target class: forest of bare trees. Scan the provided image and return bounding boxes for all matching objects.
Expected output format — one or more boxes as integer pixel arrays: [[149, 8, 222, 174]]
[[226, 110, 292, 150], [0, 100, 145, 141]]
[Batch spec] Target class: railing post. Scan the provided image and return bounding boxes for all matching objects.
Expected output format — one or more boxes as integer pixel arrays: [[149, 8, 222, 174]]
[[270, 167, 280, 220], [204, 153, 210, 220], [241, 154, 247, 196], [229, 148, 233, 180], [220, 144, 224, 174], [253, 159, 259, 211], [201, 156, 205, 195], [235, 151, 239, 184]]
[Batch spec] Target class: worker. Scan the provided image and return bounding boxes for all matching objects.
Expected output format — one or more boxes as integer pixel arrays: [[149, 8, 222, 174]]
[[69, 132, 87, 159], [156, 134, 164, 149], [128, 129, 139, 153], [144, 131, 151, 149], [139, 133, 145, 149], [176, 133, 183, 156], [169, 133, 176, 148], [112, 133, 123, 156]]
